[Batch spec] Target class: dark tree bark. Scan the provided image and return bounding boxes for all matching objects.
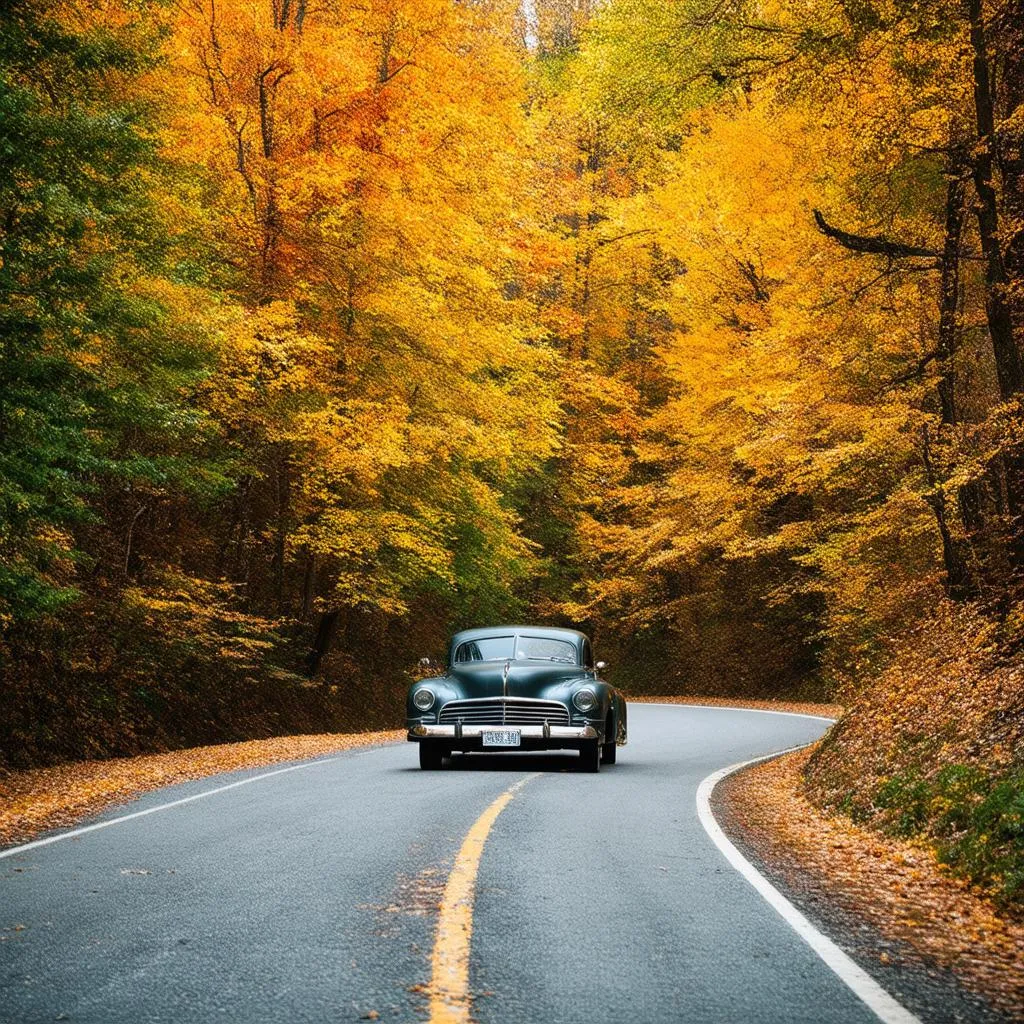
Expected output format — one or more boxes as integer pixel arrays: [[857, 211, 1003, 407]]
[[964, 0, 1024, 582], [937, 170, 989, 557], [307, 609, 340, 677], [923, 426, 977, 601], [936, 175, 967, 425], [273, 0, 305, 32], [994, 0, 1024, 347], [255, 64, 290, 298], [258, 66, 289, 159], [301, 548, 316, 620], [812, 210, 938, 259], [273, 453, 290, 615], [965, 0, 1024, 399], [935, 175, 981, 598]]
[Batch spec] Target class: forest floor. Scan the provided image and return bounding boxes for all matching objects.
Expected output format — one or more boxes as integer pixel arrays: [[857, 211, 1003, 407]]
[[718, 746, 1024, 1021]]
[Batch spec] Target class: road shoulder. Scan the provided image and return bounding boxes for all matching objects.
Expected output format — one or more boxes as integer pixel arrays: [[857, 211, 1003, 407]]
[[715, 746, 1024, 1022], [0, 729, 404, 848]]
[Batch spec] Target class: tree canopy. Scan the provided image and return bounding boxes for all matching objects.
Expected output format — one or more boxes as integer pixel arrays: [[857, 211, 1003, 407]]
[[2, 0, 1024, 765]]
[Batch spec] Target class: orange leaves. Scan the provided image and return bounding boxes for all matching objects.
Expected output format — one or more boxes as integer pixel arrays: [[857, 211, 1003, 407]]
[[141, 0, 564, 624], [723, 747, 1024, 1017]]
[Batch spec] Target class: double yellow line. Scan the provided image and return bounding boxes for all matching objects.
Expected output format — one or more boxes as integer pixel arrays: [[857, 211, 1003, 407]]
[[427, 774, 540, 1024]]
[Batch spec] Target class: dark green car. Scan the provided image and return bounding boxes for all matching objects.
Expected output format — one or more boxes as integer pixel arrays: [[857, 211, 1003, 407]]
[[407, 625, 627, 772]]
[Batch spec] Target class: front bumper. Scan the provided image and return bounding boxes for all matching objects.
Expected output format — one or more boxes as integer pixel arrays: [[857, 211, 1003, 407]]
[[408, 722, 598, 751]]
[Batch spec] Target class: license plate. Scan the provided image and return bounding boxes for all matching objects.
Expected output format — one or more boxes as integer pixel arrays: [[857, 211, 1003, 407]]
[[482, 729, 521, 747]]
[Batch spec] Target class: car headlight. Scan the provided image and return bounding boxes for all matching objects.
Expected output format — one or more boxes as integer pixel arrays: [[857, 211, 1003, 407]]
[[572, 688, 597, 713], [413, 688, 435, 711]]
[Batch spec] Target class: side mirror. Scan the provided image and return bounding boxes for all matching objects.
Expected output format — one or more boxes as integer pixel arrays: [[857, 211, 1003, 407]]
[[595, 661, 607, 671]]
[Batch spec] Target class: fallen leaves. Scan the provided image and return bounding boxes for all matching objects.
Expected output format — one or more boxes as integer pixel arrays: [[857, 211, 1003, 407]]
[[720, 747, 1024, 1019], [804, 604, 1024, 908], [0, 729, 404, 847]]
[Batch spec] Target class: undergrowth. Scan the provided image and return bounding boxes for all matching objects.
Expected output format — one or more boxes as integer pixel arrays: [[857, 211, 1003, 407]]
[[804, 603, 1024, 914]]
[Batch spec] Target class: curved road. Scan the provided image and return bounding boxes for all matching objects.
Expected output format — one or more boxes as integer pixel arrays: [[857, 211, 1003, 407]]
[[2, 705, 899, 1024]]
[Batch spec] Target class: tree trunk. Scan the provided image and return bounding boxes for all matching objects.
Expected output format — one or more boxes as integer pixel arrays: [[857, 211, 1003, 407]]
[[258, 68, 275, 159], [995, 0, 1024, 351], [273, 453, 290, 615], [966, 0, 1024, 399], [966, 0, 1024, 579], [301, 548, 316, 620], [923, 426, 976, 600], [937, 170, 987, 571], [307, 609, 340, 677], [936, 174, 966, 426]]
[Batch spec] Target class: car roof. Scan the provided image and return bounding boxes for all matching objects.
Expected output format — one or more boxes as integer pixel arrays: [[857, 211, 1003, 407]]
[[450, 625, 589, 649]]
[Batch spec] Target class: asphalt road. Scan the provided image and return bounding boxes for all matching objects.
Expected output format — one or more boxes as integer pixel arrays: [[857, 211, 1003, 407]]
[[1, 704, 896, 1024]]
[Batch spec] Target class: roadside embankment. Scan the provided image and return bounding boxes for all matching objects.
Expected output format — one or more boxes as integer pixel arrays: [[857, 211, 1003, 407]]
[[805, 606, 1024, 913], [719, 746, 1024, 1020]]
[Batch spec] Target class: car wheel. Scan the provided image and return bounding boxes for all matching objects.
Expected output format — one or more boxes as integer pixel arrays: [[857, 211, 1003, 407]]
[[419, 743, 444, 770], [601, 739, 617, 765], [580, 739, 601, 773]]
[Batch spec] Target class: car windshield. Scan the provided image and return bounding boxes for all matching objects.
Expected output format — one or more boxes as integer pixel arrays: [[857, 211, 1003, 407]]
[[454, 635, 577, 664], [454, 636, 515, 662]]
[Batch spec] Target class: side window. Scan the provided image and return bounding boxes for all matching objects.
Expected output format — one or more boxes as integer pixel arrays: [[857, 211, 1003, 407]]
[[582, 639, 593, 668], [455, 641, 483, 662]]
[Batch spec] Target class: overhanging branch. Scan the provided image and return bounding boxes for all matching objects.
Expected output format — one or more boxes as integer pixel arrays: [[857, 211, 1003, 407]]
[[812, 209, 939, 259]]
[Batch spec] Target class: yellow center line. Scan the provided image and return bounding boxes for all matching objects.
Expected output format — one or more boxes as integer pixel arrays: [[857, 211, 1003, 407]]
[[428, 773, 541, 1024]]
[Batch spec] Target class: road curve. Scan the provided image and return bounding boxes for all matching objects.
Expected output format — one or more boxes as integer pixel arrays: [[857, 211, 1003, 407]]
[[2, 705, 894, 1024]]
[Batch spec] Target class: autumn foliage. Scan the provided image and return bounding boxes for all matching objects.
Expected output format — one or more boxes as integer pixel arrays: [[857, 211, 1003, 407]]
[[2, 0, 1024, 898]]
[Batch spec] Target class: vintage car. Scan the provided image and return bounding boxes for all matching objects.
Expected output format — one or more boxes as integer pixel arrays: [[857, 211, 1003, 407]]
[[406, 625, 627, 772]]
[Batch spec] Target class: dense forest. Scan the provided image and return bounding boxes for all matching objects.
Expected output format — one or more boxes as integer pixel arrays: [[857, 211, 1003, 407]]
[[2, 0, 1023, 856]]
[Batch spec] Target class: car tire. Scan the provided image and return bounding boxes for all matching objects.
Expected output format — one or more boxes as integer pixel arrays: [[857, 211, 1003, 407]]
[[419, 743, 444, 770], [580, 739, 601, 773], [601, 739, 617, 765]]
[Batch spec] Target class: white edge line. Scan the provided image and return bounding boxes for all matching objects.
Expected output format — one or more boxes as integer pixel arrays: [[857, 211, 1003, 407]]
[[0, 756, 348, 861], [696, 746, 923, 1024], [636, 700, 838, 723]]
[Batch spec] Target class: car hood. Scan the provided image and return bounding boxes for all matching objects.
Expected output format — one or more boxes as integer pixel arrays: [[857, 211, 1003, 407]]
[[444, 661, 584, 699]]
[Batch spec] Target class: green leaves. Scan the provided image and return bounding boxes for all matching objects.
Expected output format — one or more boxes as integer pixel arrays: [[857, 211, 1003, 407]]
[[0, 2, 223, 622]]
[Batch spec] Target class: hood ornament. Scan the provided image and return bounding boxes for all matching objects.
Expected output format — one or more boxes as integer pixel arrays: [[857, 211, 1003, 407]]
[[502, 658, 511, 698]]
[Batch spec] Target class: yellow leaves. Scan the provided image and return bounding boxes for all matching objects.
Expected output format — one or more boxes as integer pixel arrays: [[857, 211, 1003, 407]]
[[571, 68, 975, 669], [120, 572, 281, 672]]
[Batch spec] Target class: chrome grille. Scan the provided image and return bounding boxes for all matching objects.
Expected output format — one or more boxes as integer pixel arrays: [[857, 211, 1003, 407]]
[[438, 698, 570, 727]]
